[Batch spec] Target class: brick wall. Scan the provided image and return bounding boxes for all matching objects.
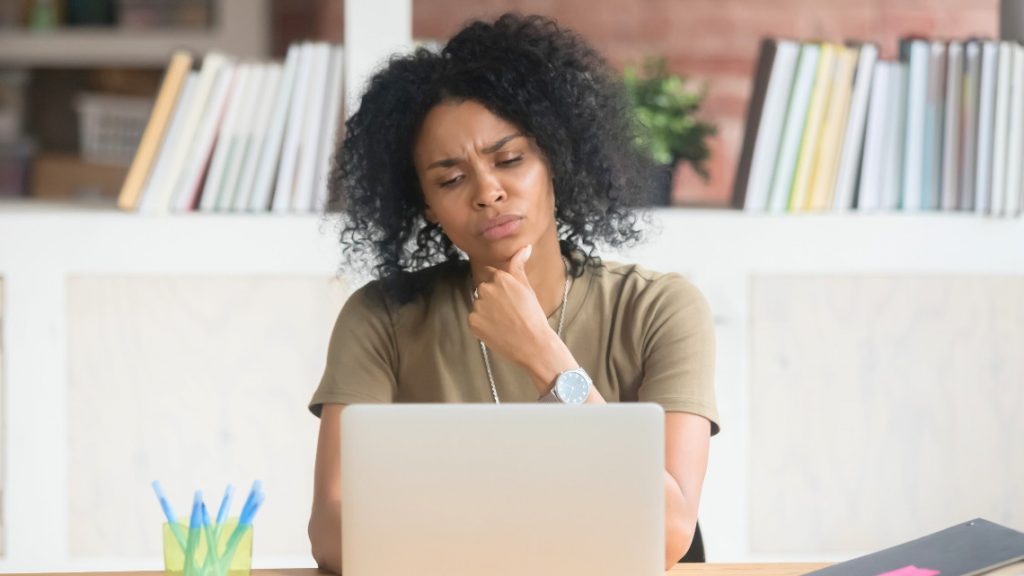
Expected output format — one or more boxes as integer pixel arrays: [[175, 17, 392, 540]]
[[287, 0, 999, 205]]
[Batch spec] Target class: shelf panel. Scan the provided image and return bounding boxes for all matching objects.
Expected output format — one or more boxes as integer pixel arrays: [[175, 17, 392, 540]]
[[0, 0, 269, 67]]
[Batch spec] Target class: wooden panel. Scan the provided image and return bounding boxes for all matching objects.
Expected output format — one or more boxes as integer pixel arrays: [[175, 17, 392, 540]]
[[749, 275, 1024, 554], [67, 276, 348, 556]]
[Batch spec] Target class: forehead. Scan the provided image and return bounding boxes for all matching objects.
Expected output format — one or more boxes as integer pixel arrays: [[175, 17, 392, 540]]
[[414, 100, 521, 159]]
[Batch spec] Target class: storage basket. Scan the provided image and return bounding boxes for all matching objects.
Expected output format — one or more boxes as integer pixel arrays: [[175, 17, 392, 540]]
[[75, 92, 153, 166]]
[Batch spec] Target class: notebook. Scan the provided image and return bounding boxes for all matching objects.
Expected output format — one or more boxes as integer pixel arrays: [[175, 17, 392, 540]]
[[805, 519, 1024, 576]]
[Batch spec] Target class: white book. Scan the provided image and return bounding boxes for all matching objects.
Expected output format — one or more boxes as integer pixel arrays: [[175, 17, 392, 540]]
[[138, 72, 196, 214], [990, 42, 1013, 216], [941, 42, 963, 212], [901, 40, 929, 211], [922, 41, 946, 210], [882, 62, 908, 211], [960, 41, 982, 211], [315, 45, 345, 213], [834, 43, 878, 211], [272, 42, 315, 214], [250, 44, 301, 212], [172, 64, 236, 212], [975, 41, 1000, 215], [768, 43, 820, 213], [1005, 44, 1024, 217], [199, 63, 251, 212], [744, 40, 800, 212], [291, 42, 332, 213], [219, 64, 266, 211], [150, 52, 229, 215], [857, 61, 891, 211], [234, 63, 283, 212]]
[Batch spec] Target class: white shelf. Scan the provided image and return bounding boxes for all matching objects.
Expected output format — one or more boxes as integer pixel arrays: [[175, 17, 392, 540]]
[[0, 0, 269, 67]]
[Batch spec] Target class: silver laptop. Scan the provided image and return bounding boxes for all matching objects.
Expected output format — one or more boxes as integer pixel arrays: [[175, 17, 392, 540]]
[[341, 403, 664, 576]]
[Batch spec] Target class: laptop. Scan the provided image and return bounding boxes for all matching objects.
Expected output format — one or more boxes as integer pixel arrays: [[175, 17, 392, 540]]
[[341, 403, 665, 576]]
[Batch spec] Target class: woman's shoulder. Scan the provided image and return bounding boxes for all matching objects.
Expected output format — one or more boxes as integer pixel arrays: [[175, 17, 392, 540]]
[[592, 260, 706, 303], [351, 259, 469, 313]]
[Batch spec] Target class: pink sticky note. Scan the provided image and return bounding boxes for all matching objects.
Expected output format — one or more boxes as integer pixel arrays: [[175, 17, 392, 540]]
[[877, 565, 941, 576]]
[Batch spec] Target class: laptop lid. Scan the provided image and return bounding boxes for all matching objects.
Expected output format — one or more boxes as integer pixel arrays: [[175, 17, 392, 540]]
[[341, 403, 665, 576]]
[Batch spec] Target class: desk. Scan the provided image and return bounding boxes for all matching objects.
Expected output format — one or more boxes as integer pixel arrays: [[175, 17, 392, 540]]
[[8, 563, 832, 576]]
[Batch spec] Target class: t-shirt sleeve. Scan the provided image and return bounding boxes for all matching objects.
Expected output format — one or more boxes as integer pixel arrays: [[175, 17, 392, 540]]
[[308, 281, 398, 417], [635, 274, 721, 436]]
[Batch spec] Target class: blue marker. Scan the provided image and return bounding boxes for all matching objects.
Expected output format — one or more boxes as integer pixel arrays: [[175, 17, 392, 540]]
[[151, 480, 186, 550], [215, 484, 234, 526], [184, 491, 202, 576], [221, 491, 264, 565]]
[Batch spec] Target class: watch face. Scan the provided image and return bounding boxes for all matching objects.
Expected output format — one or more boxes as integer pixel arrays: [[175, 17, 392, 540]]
[[555, 370, 590, 404]]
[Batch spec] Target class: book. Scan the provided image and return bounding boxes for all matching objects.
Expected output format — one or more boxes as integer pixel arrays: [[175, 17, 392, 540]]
[[808, 44, 858, 211], [172, 63, 236, 212], [940, 41, 963, 212], [857, 60, 891, 211], [1005, 43, 1024, 217], [834, 43, 878, 211], [232, 63, 283, 212], [922, 40, 946, 210], [314, 45, 345, 213], [148, 52, 230, 215], [117, 50, 193, 211], [789, 42, 838, 211], [272, 42, 314, 213], [975, 41, 1000, 215], [901, 39, 929, 211], [960, 40, 982, 211], [250, 44, 301, 212], [291, 42, 332, 213], [768, 43, 821, 213], [218, 64, 267, 211], [735, 39, 795, 211], [803, 518, 1024, 576], [137, 72, 197, 214], [199, 63, 252, 212], [733, 38, 777, 210], [990, 41, 1014, 216], [881, 61, 907, 211]]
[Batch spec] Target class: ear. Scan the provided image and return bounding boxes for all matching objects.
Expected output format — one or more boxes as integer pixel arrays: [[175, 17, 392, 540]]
[[423, 205, 437, 225]]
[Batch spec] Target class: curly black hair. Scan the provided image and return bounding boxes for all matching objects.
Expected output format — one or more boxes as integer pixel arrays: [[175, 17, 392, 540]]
[[329, 12, 655, 304]]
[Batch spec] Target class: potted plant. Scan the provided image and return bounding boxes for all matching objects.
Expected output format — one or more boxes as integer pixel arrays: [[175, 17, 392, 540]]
[[623, 57, 716, 205]]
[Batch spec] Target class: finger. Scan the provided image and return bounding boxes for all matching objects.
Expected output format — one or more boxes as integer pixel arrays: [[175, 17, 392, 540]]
[[505, 244, 532, 285]]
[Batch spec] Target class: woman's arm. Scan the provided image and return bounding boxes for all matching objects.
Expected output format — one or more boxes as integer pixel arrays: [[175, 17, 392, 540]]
[[309, 403, 346, 574], [663, 411, 711, 569]]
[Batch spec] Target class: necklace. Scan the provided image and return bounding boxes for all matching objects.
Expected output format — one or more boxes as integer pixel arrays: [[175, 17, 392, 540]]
[[469, 257, 572, 403]]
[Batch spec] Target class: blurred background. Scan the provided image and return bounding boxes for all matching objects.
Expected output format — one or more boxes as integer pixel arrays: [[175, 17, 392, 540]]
[[0, 0, 1022, 571]]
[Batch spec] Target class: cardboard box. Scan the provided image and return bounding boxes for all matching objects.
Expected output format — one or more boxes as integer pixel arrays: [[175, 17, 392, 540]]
[[32, 153, 127, 200]]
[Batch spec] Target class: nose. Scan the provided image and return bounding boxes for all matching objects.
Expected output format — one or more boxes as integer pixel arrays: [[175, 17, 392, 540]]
[[473, 168, 506, 208]]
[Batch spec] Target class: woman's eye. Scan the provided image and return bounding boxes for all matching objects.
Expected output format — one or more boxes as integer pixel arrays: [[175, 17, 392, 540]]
[[440, 175, 463, 188], [498, 156, 523, 166]]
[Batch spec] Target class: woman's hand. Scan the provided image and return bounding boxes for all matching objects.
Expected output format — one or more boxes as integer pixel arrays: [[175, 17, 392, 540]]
[[468, 244, 575, 393]]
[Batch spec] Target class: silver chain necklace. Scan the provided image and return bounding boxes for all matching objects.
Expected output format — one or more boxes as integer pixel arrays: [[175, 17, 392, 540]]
[[469, 257, 572, 404]]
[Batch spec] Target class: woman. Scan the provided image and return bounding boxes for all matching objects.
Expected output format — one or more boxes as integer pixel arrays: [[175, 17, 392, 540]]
[[307, 13, 720, 573]]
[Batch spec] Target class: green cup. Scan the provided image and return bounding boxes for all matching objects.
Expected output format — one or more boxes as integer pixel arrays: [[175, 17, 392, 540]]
[[162, 518, 253, 576]]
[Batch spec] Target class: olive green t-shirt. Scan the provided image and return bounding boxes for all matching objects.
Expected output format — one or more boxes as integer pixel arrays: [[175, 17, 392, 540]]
[[309, 259, 720, 435]]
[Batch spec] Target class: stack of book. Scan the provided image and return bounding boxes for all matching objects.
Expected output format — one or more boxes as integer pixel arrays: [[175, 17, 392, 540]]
[[117, 42, 345, 214], [734, 37, 1024, 217]]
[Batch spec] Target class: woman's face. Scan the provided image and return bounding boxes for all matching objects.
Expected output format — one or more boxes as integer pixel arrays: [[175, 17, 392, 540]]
[[413, 99, 556, 264]]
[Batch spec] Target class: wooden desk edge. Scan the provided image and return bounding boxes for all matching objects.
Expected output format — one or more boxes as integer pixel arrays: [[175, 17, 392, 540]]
[[5, 562, 833, 576]]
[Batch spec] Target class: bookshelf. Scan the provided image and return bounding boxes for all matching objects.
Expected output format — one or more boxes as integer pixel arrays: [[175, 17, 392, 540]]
[[1, 201, 1023, 568], [0, 0, 270, 68]]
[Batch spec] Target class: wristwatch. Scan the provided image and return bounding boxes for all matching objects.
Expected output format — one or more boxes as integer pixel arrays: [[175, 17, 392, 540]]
[[539, 367, 592, 404]]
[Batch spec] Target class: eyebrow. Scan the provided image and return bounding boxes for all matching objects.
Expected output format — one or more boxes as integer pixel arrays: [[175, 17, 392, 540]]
[[426, 133, 524, 170]]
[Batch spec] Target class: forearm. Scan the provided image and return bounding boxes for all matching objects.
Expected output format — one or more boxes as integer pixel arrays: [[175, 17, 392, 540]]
[[309, 499, 343, 574], [524, 331, 605, 403], [664, 471, 696, 570]]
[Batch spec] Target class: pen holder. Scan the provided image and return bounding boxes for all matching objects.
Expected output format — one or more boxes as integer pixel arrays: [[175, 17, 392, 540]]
[[162, 518, 253, 576]]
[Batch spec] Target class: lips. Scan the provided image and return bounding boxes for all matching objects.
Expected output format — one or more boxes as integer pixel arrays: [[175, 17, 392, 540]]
[[479, 214, 524, 240]]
